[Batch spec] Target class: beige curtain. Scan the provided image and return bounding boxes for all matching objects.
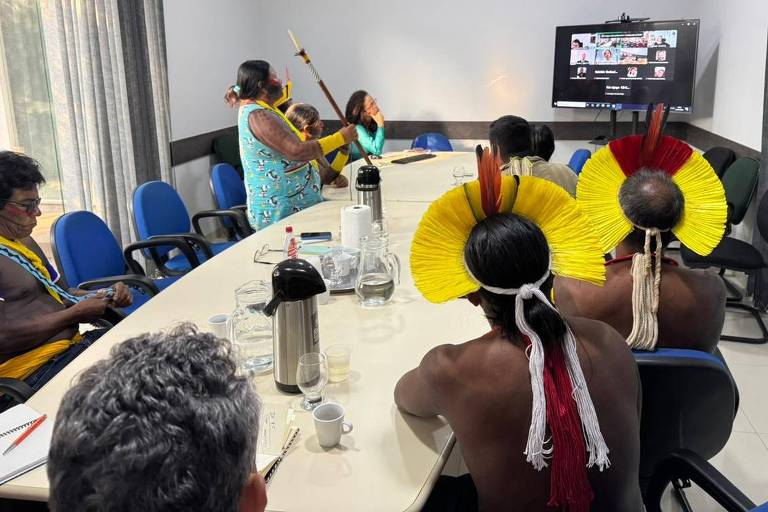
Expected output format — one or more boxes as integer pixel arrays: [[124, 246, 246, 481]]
[[39, 0, 171, 246]]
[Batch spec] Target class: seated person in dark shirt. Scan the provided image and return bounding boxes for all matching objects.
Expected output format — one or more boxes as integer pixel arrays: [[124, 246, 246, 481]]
[[555, 113, 728, 352], [0, 151, 131, 392]]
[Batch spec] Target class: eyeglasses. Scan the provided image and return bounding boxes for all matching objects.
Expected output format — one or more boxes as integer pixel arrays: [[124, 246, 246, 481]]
[[4, 198, 41, 215]]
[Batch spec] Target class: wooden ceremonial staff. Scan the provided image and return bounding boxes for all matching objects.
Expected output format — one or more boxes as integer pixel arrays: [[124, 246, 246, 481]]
[[288, 30, 373, 166]]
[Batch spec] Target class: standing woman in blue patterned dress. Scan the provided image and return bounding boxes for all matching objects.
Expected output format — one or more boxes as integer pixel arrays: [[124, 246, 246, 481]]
[[225, 60, 357, 231]]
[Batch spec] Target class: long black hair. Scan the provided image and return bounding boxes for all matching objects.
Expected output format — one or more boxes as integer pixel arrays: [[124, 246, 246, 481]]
[[224, 60, 272, 106], [345, 90, 377, 136], [464, 212, 566, 344]]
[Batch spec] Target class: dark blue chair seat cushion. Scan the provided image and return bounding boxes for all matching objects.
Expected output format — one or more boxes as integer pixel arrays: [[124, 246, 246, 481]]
[[164, 241, 235, 272], [119, 276, 179, 315]]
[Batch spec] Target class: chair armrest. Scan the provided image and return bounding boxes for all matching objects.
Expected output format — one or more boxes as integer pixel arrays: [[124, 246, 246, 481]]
[[124, 236, 205, 277], [78, 274, 160, 296], [192, 209, 252, 239], [148, 233, 214, 260], [0, 378, 35, 404], [644, 449, 756, 512]]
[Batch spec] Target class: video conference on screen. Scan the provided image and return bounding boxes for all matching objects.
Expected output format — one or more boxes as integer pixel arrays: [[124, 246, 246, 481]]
[[568, 30, 677, 98]]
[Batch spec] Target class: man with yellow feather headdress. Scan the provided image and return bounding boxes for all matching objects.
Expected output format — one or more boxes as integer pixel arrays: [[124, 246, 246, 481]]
[[395, 147, 642, 511], [555, 105, 728, 353]]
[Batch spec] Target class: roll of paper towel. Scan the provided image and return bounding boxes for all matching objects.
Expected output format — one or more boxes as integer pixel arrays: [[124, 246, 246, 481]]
[[341, 204, 372, 250]]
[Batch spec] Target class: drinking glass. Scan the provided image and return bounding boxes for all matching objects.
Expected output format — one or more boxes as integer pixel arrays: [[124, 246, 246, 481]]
[[325, 344, 352, 383], [297, 352, 329, 410]]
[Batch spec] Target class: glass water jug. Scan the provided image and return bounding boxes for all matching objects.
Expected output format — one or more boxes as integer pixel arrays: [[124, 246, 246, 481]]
[[355, 235, 400, 307], [228, 280, 274, 375]]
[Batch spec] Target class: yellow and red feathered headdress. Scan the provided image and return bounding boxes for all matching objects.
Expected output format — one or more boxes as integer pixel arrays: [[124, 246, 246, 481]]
[[411, 147, 606, 304], [577, 105, 727, 255]]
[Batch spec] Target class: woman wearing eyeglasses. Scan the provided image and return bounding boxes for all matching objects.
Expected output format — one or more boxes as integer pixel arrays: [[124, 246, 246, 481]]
[[345, 90, 386, 161]]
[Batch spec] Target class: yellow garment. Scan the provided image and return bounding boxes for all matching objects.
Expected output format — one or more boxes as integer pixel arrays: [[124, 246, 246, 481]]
[[0, 235, 63, 304], [0, 334, 83, 380], [256, 100, 346, 169], [272, 80, 293, 109], [330, 149, 349, 173], [318, 131, 346, 155]]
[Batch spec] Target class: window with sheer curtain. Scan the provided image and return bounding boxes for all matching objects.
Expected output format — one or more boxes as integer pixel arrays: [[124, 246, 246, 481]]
[[0, 0, 65, 259]]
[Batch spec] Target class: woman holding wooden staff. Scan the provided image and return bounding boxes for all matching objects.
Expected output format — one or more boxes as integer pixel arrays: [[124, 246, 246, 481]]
[[225, 60, 357, 231]]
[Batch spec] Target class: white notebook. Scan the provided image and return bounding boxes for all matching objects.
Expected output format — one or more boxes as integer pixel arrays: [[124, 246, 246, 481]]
[[256, 404, 296, 477], [0, 404, 52, 486]]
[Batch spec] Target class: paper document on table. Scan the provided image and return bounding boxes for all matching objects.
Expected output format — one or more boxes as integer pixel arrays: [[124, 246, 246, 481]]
[[256, 404, 296, 476], [0, 404, 52, 485]]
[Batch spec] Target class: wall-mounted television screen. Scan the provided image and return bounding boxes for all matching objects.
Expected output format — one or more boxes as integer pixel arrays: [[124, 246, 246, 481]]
[[552, 19, 699, 112]]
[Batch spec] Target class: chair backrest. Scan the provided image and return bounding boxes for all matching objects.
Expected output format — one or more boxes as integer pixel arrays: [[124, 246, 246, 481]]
[[212, 131, 242, 177], [210, 163, 247, 209], [410, 132, 453, 152], [633, 349, 736, 484], [755, 191, 768, 243], [702, 147, 736, 179], [132, 181, 191, 259], [51, 211, 126, 288], [567, 149, 591, 174], [721, 157, 760, 225]]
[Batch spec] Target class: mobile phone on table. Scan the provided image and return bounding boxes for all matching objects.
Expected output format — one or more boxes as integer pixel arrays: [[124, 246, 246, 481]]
[[300, 231, 333, 242]]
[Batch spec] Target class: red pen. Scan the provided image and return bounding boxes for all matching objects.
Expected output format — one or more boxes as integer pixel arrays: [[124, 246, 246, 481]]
[[2, 415, 47, 456]]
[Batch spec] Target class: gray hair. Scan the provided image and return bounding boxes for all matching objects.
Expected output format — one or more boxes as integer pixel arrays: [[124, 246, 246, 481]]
[[48, 324, 260, 512]]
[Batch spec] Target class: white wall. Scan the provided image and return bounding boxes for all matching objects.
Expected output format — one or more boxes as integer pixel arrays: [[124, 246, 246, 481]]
[[163, 0, 264, 141], [163, 0, 767, 215], [251, 0, 706, 123], [688, 1, 768, 150]]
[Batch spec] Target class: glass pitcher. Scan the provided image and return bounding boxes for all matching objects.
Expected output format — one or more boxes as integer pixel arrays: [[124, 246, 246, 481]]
[[355, 235, 400, 307], [228, 280, 274, 375]]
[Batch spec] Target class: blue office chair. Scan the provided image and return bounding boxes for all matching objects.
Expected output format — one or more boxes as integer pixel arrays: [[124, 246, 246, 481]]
[[635, 349, 743, 511], [132, 181, 242, 277], [210, 163, 253, 237], [51, 211, 183, 314], [568, 149, 591, 174], [411, 132, 453, 152]]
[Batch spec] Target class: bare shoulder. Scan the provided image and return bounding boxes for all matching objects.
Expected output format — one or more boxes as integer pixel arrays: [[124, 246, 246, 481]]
[[564, 315, 632, 358], [419, 333, 499, 386], [554, 276, 604, 314]]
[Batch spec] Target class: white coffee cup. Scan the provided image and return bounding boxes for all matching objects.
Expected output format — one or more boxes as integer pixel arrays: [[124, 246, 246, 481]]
[[313, 402, 353, 448], [208, 314, 230, 340]]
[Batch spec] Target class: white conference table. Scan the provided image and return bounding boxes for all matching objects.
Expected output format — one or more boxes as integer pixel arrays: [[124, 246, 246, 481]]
[[0, 153, 490, 511], [323, 151, 476, 203]]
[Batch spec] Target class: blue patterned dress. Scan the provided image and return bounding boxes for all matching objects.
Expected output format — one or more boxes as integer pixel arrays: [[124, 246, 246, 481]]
[[238, 103, 323, 230]]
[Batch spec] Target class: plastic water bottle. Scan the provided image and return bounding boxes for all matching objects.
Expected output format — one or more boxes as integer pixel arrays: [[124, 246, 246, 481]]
[[283, 226, 299, 259]]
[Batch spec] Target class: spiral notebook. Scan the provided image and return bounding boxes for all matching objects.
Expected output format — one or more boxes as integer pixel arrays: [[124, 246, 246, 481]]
[[0, 404, 52, 486]]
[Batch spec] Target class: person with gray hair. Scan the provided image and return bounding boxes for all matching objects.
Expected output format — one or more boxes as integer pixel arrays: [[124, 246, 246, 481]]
[[47, 324, 267, 512]]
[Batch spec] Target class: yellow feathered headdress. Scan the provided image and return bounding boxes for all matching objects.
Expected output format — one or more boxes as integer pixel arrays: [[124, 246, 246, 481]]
[[411, 148, 606, 304]]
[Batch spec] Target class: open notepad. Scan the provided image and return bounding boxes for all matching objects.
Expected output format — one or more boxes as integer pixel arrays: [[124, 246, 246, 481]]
[[256, 404, 299, 478], [0, 404, 52, 486]]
